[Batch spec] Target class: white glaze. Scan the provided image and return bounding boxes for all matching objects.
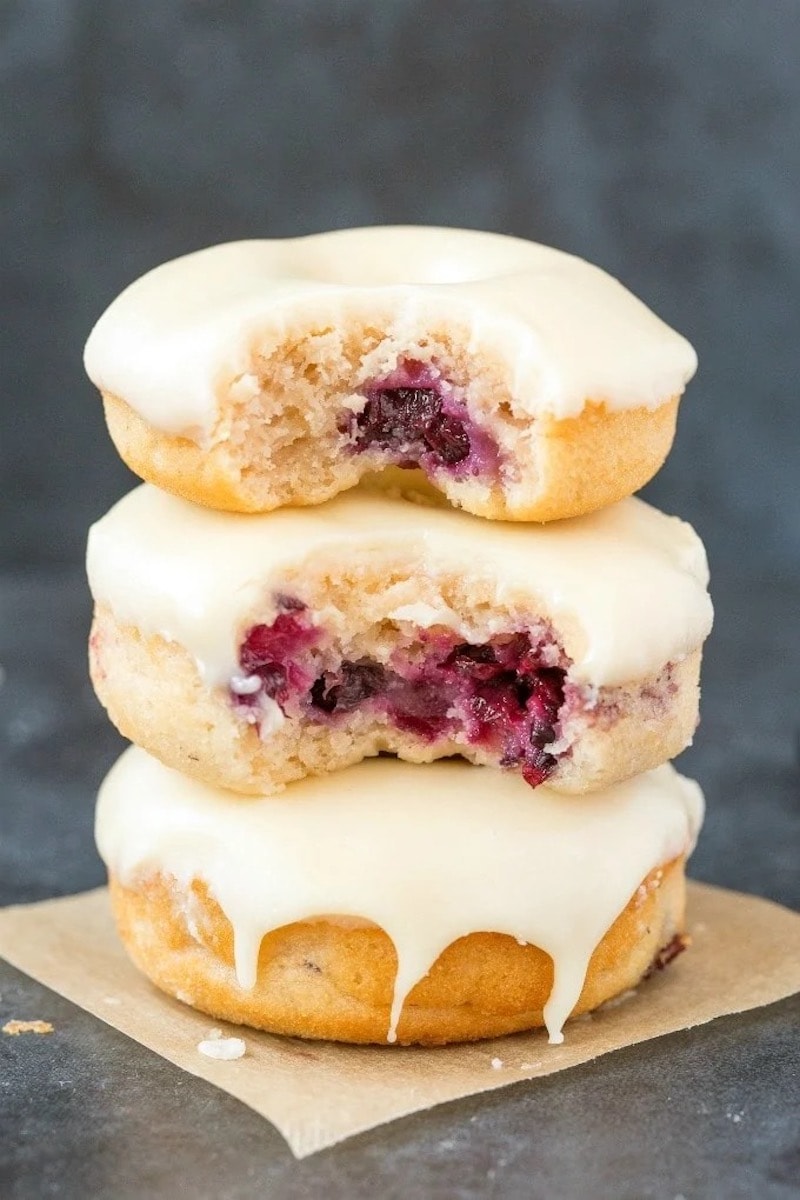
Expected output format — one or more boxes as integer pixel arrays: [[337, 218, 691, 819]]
[[86, 480, 713, 688], [96, 749, 704, 1043], [83, 227, 697, 438]]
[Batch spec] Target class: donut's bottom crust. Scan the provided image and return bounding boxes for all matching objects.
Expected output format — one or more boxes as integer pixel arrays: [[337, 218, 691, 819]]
[[109, 857, 687, 1045], [101, 390, 679, 524]]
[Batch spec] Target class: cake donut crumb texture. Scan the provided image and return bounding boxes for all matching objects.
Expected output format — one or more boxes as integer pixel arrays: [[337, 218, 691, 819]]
[[84, 227, 696, 521], [86, 480, 713, 795], [96, 750, 703, 1046]]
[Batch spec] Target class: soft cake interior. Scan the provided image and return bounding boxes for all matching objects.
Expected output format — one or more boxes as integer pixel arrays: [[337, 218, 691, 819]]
[[223, 314, 531, 512]]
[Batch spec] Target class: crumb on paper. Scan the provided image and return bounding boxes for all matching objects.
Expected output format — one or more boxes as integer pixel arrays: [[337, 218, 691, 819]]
[[490, 1057, 504, 1070], [519, 1061, 542, 1071], [726, 1110, 744, 1124], [3, 1019, 54, 1036], [197, 1030, 246, 1061]]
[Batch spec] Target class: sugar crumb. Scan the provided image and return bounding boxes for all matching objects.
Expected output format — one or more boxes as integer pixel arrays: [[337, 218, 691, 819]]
[[519, 1061, 542, 1071], [3, 1019, 54, 1036], [490, 1057, 504, 1070], [197, 1035, 246, 1060]]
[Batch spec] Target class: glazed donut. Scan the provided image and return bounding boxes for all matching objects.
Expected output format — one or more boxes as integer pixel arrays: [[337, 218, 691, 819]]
[[86, 478, 713, 796], [96, 750, 703, 1046], [84, 227, 696, 522]]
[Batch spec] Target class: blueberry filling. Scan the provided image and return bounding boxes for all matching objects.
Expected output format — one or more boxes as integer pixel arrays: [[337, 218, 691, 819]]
[[231, 601, 567, 788], [354, 387, 471, 467], [310, 660, 389, 714], [339, 360, 501, 479], [236, 608, 318, 704]]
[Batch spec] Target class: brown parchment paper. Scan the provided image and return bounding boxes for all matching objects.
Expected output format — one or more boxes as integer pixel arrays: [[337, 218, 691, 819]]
[[1, 882, 798, 1158]]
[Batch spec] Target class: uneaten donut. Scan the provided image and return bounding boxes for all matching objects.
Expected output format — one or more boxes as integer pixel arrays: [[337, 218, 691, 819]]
[[97, 750, 704, 1046]]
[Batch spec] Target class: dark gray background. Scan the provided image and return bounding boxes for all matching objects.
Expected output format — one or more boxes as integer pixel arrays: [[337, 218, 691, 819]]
[[2, 0, 799, 573], [1, 3, 798, 1198]]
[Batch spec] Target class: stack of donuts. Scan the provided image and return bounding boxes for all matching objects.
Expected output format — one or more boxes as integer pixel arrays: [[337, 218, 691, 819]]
[[85, 227, 712, 1046]]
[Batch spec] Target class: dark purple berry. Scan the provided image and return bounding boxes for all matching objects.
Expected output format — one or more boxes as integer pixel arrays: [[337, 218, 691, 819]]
[[446, 643, 496, 667], [335, 661, 387, 709], [444, 642, 498, 683], [521, 749, 558, 789], [424, 413, 470, 464], [356, 388, 441, 450], [353, 385, 472, 471], [311, 660, 388, 715], [310, 676, 337, 713]]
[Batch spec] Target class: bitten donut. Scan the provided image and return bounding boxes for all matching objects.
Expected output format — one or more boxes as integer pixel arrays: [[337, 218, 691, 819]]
[[87, 477, 713, 796], [84, 226, 696, 522], [96, 750, 704, 1046]]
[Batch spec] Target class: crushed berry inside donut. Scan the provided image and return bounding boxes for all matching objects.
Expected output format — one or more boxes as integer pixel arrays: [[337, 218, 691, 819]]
[[339, 360, 501, 479], [357, 388, 440, 446], [424, 413, 472, 465], [237, 607, 319, 704], [354, 387, 471, 467], [643, 933, 691, 980], [310, 660, 388, 714], [385, 676, 454, 740], [232, 609, 567, 787]]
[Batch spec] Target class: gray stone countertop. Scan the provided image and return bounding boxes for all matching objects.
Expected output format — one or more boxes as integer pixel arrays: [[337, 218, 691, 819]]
[[1, 567, 798, 1199]]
